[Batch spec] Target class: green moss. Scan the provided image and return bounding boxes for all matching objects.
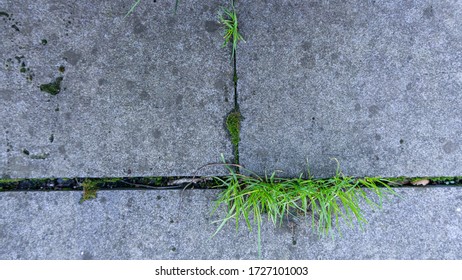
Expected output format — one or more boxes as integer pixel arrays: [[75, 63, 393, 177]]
[[40, 77, 63, 95], [0, 178, 22, 184], [0, 12, 9, 17], [430, 176, 456, 182], [226, 111, 241, 148], [30, 153, 49, 160], [20, 67, 26, 73], [80, 179, 99, 203]]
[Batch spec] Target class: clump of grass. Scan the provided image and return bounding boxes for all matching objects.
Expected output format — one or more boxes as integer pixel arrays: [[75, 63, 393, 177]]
[[212, 157, 396, 256], [219, 4, 245, 59]]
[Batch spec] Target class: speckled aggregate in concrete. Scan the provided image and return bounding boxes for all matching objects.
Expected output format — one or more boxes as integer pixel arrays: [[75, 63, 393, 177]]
[[237, 0, 462, 177], [0, 0, 234, 178], [1, 188, 462, 259]]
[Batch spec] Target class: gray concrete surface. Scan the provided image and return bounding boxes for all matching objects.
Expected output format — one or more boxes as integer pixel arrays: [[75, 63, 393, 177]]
[[237, 0, 462, 177], [1, 188, 461, 259], [0, 0, 234, 178]]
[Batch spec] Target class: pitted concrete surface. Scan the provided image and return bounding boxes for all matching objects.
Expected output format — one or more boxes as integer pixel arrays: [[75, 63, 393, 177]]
[[0, 188, 462, 259], [0, 0, 233, 178], [237, 0, 462, 177]]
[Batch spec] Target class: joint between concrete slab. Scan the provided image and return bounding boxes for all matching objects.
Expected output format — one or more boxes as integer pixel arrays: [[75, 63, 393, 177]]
[[225, 0, 242, 165]]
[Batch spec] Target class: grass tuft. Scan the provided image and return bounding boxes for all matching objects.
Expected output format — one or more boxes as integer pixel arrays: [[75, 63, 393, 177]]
[[219, 4, 245, 59], [212, 156, 396, 257]]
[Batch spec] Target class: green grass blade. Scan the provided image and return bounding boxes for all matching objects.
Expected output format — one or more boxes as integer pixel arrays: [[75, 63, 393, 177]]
[[124, 0, 142, 19]]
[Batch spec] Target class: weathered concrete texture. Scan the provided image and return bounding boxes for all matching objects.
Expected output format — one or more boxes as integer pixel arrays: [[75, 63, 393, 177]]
[[0, 0, 233, 178], [237, 0, 462, 177], [1, 188, 462, 259]]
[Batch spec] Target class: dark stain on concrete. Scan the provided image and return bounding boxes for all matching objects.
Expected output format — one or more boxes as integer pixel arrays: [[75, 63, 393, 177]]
[[0, 89, 14, 102], [406, 82, 413, 90], [58, 145, 66, 155], [368, 105, 379, 118], [171, 66, 179, 77], [126, 80, 135, 90], [139, 91, 150, 100], [62, 50, 82, 66], [153, 129, 162, 139], [423, 6, 434, 19], [300, 55, 316, 69], [97, 78, 106, 86], [205, 20, 219, 32], [330, 52, 340, 61], [11, 24, 19, 32], [301, 41, 312, 52], [175, 94, 183, 106], [81, 251, 93, 260], [443, 141, 459, 154], [134, 17, 147, 34], [126, 197, 135, 208]]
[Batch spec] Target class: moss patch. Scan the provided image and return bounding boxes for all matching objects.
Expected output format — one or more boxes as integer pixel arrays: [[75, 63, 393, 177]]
[[30, 153, 49, 160], [40, 77, 63, 95], [226, 111, 241, 148], [80, 179, 99, 203]]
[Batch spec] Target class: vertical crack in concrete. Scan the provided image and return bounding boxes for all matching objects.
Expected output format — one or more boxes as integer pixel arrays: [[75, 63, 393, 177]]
[[224, 0, 242, 165], [232, 0, 241, 165], [232, 44, 240, 165]]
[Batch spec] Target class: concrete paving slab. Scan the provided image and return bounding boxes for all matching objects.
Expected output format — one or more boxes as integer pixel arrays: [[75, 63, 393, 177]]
[[0, 0, 233, 178], [237, 0, 462, 177], [1, 188, 462, 259]]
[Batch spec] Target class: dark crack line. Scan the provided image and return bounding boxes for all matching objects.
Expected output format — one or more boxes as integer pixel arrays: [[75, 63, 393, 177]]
[[231, 0, 240, 165]]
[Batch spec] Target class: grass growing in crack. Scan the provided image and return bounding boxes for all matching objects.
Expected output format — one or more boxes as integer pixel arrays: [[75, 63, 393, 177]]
[[212, 157, 396, 257], [219, 4, 245, 59]]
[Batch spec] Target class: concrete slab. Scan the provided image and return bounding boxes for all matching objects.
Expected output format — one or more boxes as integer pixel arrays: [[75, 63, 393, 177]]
[[0, 0, 234, 178], [237, 0, 462, 177], [1, 188, 462, 259]]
